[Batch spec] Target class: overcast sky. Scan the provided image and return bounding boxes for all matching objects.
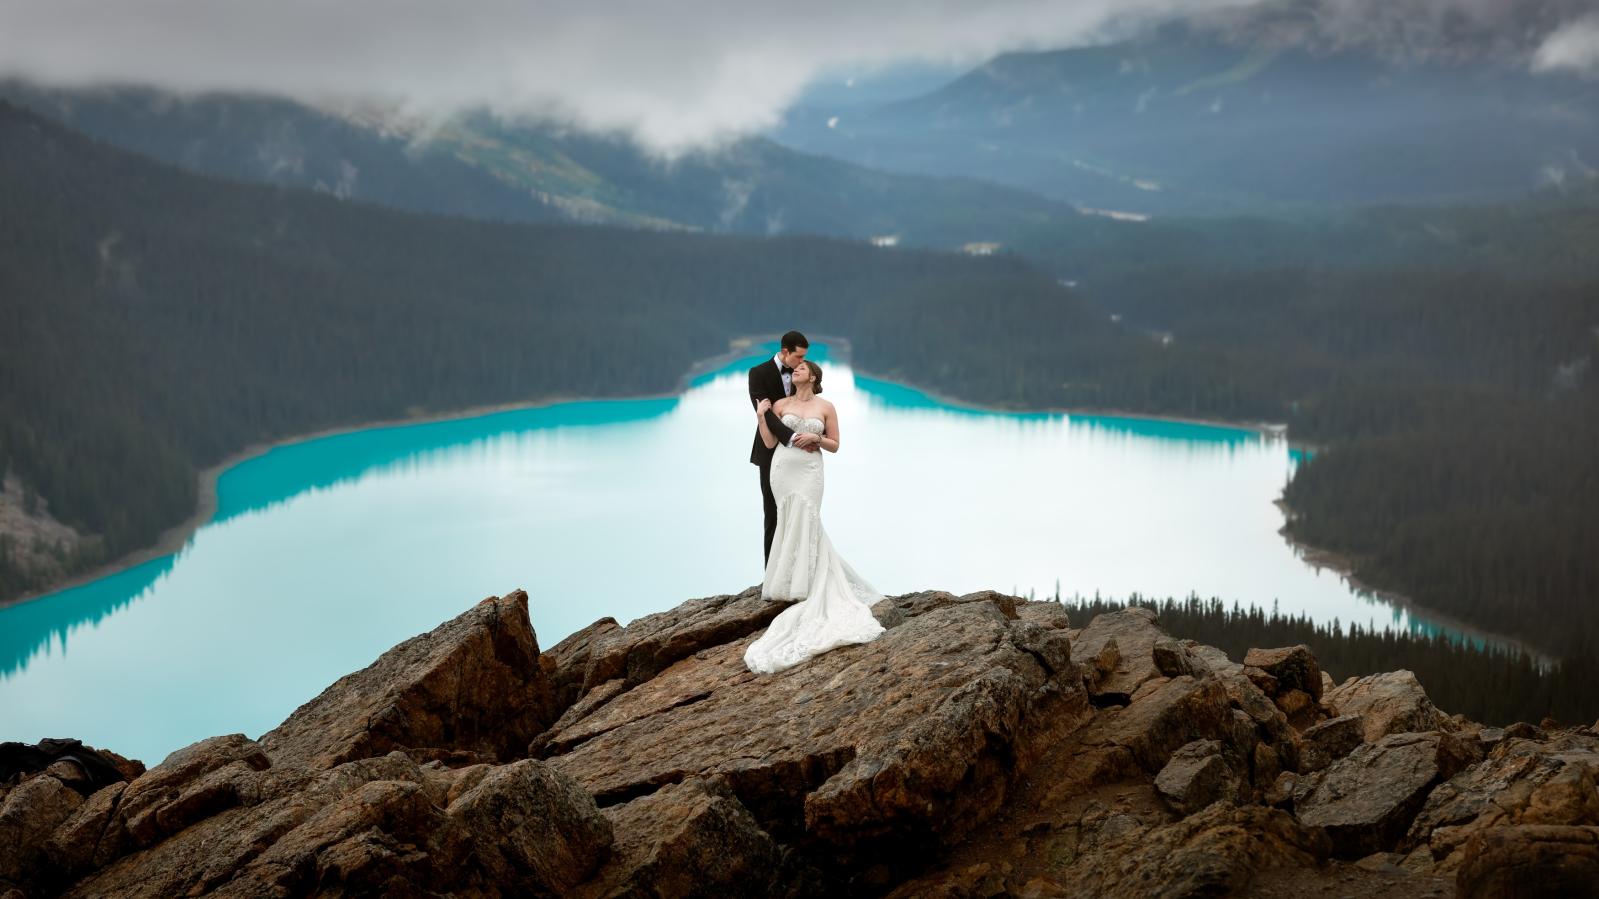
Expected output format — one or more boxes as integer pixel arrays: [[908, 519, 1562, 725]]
[[2, 0, 1596, 153]]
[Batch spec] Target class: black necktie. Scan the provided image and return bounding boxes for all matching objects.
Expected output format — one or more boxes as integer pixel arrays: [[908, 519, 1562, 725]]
[[780, 364, 793, 375]]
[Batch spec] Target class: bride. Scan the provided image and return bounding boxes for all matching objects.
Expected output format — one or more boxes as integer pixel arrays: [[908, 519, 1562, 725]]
[[744, 359, 885, 674]]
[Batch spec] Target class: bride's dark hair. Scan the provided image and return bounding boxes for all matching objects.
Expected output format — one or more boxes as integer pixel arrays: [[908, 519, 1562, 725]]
[[803, 360, 823, 394]]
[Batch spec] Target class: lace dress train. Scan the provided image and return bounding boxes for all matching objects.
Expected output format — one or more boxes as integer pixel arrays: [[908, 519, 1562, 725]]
[[745, 414, 884, 674]]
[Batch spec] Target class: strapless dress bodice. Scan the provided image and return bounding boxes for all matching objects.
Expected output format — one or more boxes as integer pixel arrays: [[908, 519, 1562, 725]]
[[781, 413, 825, 435]]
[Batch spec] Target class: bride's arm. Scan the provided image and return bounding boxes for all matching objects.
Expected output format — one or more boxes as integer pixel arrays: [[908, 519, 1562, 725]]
[[820, 403, 841, 453]]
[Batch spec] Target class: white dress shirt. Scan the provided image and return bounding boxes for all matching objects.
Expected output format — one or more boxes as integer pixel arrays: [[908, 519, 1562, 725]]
[[774, 353, 793, 396], [773, 353, 797, 446]]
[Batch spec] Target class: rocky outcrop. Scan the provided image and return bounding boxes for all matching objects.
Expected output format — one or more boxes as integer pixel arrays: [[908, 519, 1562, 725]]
[[1069, 606, 1167, 703], [578, 587, 790, 691], [1, 740, 143, 797], [0, 775, 83, 888], [575, 777, 789, 899], [259, 589, 561, 769], [1301, 714, 1366, 773], [6, 588, 1598, 898], [1293, 731, 1481, 857], [1326, 670, 1454, 742], [539, 595, 1090, 870], [1407, 730, 1599, 872], [1244, 645, 1324, 702], [1155, 739, 1241, 815], [1456, 825, 1599, 899]]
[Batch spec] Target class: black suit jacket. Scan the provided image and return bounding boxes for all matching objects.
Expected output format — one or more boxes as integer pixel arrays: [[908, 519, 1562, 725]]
[[748, 358, 799, 465]]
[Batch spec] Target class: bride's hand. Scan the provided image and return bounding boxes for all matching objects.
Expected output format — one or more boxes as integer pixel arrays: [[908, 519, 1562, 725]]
[[756, 398, 772, 416]]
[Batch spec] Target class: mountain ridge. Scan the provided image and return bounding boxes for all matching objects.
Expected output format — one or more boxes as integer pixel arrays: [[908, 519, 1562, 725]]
[[0, 81, 1082, 247], [776, 30, 1599, 215]]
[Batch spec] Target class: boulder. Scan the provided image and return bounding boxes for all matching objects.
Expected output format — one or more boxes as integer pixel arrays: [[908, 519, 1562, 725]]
[[47, 782, 126, 878], [1477, 727, 1507, 750], [1243, 666, 1280, 696], [435, 758, 613, 896], [1295, 731, 1480, 857], [1014, 600, 1071, 631], [0, 773, 83, 888], [0, 739, 143, 796], [1456, 825, 1599, 899], [1324, 671, 1452, 743], [542, 616, 620, 711], [1035, 803, 1329, 898], [1069, 607, 1167, 702], [871, 590, 1024, 631], [65, 753, 432, 898], [1184, 642, 1300, 773], [1408, 731, 1599, 869], [1505, 721, 1547, 741], [65, 751, 608, 899], [582, 587, 792, 691], [1273, 688, 1322, 731], [111, 734, 272, 851], [261, 589, 559, 768], [1076, 675, 1233, 773], [1300, 714, 1365, 773], [1243, 645, 1324, 702], [1153, 639, 1200, 678], [575, 777, 781, 899], [544, 601, 1089, 869], [1265, 772, 1299, 808], [1155, 740, 1240, 815]]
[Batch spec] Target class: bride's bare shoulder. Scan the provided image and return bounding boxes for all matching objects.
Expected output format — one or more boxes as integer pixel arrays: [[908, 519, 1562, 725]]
[[818, 397, 838, 416]]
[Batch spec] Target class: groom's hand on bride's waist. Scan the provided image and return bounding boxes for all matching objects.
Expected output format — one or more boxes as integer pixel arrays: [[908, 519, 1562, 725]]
[[793, 433, 822, 451]]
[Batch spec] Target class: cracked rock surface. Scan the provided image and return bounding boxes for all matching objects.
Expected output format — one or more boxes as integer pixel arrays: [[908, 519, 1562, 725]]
[[5, 589, 1598, 897]]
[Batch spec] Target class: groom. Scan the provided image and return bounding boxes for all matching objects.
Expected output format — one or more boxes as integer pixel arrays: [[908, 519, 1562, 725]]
[[749, 330, 822, 564]]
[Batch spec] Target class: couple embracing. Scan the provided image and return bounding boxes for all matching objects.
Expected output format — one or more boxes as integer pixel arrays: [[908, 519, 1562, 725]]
[[742, 331, 884, 675]]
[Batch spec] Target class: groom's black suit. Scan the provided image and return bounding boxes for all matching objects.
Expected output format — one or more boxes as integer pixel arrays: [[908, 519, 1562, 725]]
[[749, 358, 800, 564]]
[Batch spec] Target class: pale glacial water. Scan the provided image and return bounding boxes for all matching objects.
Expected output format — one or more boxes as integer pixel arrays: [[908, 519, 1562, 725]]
[[1, 344, 1444, 764]]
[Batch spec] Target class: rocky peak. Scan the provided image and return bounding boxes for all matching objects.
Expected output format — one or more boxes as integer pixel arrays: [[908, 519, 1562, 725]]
[[2, 588, 1597, 897]]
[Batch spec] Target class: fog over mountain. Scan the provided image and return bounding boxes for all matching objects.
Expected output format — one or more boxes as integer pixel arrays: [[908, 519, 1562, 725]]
[[2, 0, 1596, 155], [1197, 0, 1599, 67]]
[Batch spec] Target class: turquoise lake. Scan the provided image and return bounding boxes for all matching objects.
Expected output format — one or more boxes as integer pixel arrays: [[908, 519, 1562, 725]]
[[1, 344, 1451, 764]]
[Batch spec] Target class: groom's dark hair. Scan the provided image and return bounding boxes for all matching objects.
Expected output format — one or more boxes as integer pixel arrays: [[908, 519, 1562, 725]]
[[780, 330, 809, 352]]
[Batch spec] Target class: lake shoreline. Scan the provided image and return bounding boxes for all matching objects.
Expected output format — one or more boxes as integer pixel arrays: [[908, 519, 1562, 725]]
[[849, 362, 1307, 450], [841, 350, 1557, 663], [0, 340, 767, 609], [0, 334, 1504, 674], [1270, 499, 1557, 667]]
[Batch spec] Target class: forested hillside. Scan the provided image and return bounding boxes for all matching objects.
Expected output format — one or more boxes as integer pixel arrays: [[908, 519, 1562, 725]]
[[0, 83, 1079, 248], [930, 208, 1599, 674], [0, 101, 1133, 599]]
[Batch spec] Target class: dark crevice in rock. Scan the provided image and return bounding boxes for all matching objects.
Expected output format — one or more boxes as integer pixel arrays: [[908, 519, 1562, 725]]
[[541, 690, 715, 758], [87, 782, 128, 870], [728, 745, 859, 845], [1011, 642, 1059, 678], [591, 770, 692, 808]]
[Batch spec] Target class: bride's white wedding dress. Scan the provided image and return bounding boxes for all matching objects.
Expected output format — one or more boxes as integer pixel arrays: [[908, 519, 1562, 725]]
[[745, 413, 885, 674]]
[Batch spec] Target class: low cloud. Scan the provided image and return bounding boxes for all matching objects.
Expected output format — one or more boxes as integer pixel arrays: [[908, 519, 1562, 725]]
[[0, 0, 1254, 154], [1534, 13, 1599, 74], [1193, 0, 1598, 64], [2, 0, 1596, 153]]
